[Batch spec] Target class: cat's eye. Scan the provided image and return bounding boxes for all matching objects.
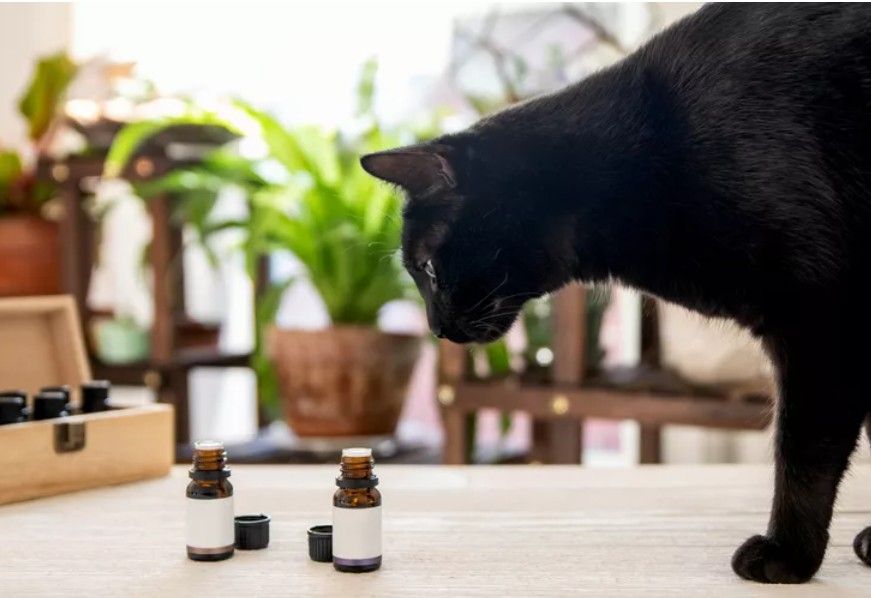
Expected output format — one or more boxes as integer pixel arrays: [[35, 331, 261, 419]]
[[423, 260, 436, 279], [421, 259, 437, 290]]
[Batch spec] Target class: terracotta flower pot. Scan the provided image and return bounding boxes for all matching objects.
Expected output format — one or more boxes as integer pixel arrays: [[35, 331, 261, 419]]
[[0, 216, 60, 297], [267, 326, 421, 437]]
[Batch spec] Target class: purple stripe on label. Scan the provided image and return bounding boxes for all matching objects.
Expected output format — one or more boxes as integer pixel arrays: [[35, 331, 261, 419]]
[[333, 556, 382, 567], [187, 544, 235, 555]]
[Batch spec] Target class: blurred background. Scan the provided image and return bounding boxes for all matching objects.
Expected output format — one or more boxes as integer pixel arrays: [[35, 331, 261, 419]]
[[3, 2, 848, 466]]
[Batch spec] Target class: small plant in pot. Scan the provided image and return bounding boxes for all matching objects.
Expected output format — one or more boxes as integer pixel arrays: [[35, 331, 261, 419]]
[[0, 53, 77, 297], [260, 120, 420, 437]]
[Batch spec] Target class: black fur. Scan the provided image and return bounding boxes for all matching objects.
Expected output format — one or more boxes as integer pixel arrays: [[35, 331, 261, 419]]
[[362, 3, 871, 583]]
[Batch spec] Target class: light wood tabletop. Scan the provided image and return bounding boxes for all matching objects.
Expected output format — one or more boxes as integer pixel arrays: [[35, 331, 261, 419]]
[[1, 464, 870, 596]]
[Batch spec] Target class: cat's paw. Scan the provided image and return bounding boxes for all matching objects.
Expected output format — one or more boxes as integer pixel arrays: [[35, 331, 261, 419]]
[[853, 527, 871, 566], [731, 535, 818, 584]]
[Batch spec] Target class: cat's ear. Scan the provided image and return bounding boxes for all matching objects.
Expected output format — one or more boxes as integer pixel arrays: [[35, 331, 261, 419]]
[[360, 145, 456, 195]]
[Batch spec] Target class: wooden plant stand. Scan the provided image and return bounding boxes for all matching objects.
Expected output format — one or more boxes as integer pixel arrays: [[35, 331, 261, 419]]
[[437, 284, 772, 464], [38, 147, 258, 456]]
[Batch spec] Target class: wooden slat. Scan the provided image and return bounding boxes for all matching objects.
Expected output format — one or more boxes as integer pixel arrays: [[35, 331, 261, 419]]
[[438, 340, 467, 383], [453, 382, 771, 430], [440, 408, 470, 465], [0, 464, 868, 596], [532, 284, 586, 464], [57, 181, 92, 321], [149, 195, 175, 364], [639, 424, 663, 464], [438, 340, 469, 464]]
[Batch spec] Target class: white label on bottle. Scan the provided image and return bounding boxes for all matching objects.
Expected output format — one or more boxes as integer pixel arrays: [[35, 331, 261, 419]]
[[186, 497, 234, 549], [333, 505, 382, 560]]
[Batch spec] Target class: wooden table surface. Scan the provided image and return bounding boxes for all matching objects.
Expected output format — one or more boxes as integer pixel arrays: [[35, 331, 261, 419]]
[[1, 464, 870, 596]]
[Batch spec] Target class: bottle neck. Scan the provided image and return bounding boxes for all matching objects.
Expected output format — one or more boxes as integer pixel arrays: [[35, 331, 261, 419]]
[[193, 447, 226, 470], [340, 455, 373, 478], [190, 445, 231, 480], [337, 455, 377, 489]]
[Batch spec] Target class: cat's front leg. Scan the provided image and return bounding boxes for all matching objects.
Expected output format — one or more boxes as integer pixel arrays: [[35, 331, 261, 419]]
[[853, 416, 871, 566], [854, 527, 871, 566], [732, 337, 865, 583]]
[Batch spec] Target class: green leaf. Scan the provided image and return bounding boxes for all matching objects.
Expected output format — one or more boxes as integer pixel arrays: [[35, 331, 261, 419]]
[[104, 110, 243, 178], [199, 147, 269, 188], [239, 103, 340, 187], [252, 278, 294, 416], [18, 52, 77, 141], [499, 411, 513, 437], [483, 339, 511, 376], [0, 150, 23, 210], [0, 150, 22, 187], [108, 62, 417, 330]]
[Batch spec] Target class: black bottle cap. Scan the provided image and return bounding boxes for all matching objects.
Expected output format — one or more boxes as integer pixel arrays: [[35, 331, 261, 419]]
[[307, 525, 333, 562], [32, 391, 70, 420], [235, 514, 270, 550], [81, 380, 111, 413], [40, 385, 71, 402], [0, 391, 27, 425]]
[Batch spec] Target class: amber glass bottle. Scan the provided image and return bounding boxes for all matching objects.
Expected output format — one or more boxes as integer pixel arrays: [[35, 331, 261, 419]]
[[186, 441, 234, 561], [333, 448, 382, 572]]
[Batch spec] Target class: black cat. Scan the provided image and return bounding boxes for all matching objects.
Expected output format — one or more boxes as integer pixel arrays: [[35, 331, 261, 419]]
[[361, 3, 871, 584]]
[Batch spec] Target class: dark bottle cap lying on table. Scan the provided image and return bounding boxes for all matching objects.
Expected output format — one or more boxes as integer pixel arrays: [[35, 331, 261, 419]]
[[235, 514, 271, 550], [307, 525, 333, 562], [81, 380, 111, 413], [0, 390, 27, 425], [32, 391, 70, 420]]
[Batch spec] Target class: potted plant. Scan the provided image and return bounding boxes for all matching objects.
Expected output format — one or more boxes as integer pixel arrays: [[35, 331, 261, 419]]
[[255, 117, 421, 437], [104, 61, 429, 437], [0, 53, 77, 297]]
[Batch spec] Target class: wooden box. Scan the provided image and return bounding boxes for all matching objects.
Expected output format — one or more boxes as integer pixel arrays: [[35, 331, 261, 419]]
[[0, 296, 173, 505]]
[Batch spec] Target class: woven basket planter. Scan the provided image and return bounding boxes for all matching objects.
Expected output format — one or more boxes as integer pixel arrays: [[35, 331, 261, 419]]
[[267, 326, 421, 437]]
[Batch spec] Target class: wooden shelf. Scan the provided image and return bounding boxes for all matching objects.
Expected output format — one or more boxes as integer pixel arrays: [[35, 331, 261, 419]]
[[437, 285, 774, 464], [440, 381, 770, 430], [39, 138, 259, 455], [92, 349, 252, 385]]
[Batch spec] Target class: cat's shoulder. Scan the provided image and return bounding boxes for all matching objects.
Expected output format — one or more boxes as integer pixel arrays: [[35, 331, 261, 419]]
[[622, 2, 871, 113], [642, 3, 871, 68]]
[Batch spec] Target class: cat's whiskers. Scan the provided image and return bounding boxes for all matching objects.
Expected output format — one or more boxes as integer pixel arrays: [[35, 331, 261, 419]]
[[471, 310, 513, 327], [472, 321, 503, 339], [470, 313, 517, 326], [466, 290, 540, 321], [493, 290, 540, 304], [465, 272, 509, 315]]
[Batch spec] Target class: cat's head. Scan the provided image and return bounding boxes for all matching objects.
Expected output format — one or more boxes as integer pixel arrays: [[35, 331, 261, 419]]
[[361, 130, 575, 343]]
